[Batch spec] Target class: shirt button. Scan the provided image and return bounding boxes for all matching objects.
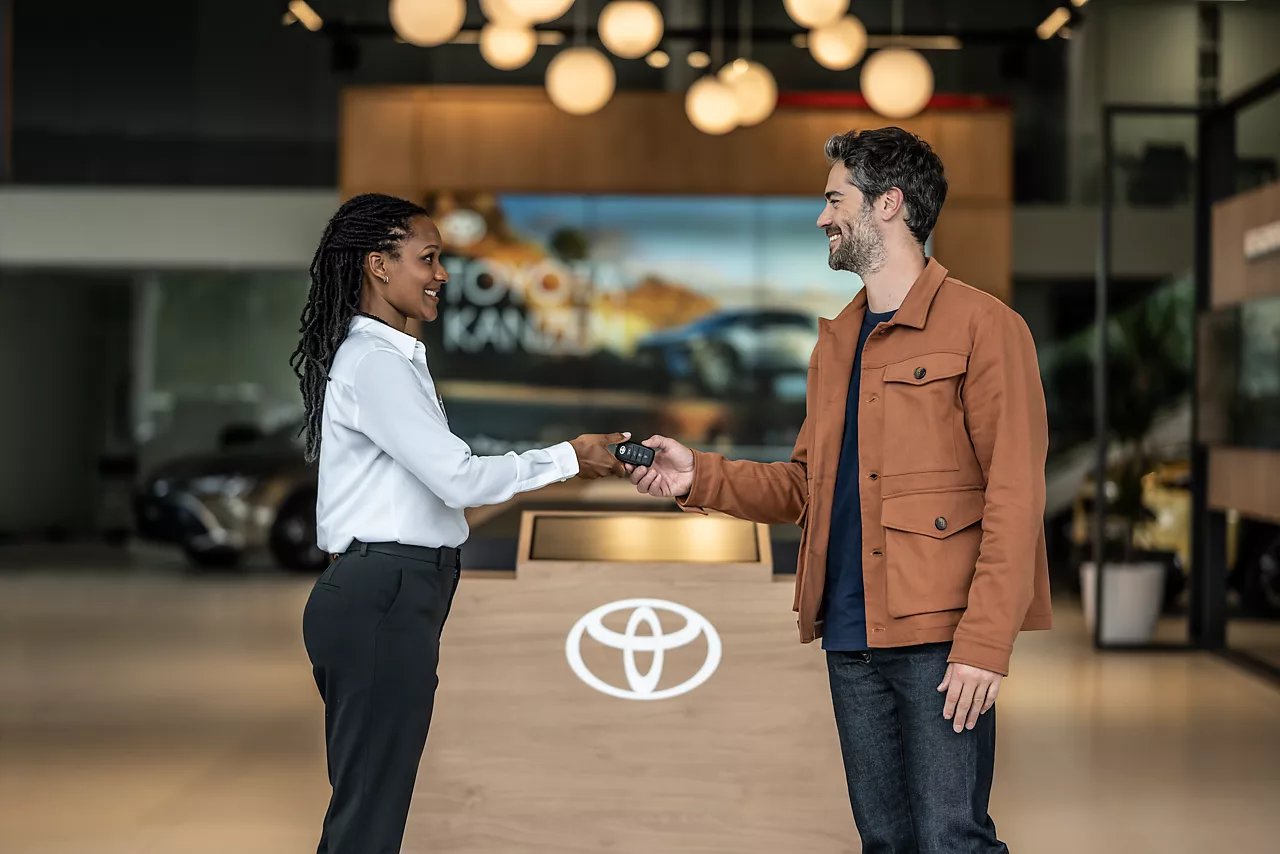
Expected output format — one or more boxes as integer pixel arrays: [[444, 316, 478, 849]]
[[935, 517, 948, 531], [914, 366, 927, 380], [868, 396, 878, 403], [871, 549, 883, 556], [872, 626, 886, 632], [868, 473, 879, 480]]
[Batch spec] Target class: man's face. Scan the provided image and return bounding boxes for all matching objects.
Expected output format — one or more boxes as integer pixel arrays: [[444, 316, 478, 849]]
[[817, 162, 886, 277]]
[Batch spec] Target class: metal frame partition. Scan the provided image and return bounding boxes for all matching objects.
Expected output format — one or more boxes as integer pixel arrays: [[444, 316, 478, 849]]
[[1095, 70, 1280, 677], [1094, 103, 1204, 653]]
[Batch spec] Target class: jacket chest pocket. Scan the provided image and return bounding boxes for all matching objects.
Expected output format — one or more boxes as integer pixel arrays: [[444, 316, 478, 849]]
[[880, 352, 967, 477]]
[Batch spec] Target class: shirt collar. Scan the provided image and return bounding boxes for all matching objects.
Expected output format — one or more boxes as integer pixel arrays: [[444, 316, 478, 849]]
[[350, 315, 420, 359]]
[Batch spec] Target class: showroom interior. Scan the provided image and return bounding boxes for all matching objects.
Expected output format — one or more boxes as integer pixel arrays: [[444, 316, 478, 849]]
[[0, 1, 1278, 852]]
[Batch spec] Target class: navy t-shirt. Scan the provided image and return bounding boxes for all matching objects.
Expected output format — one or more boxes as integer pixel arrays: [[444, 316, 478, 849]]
[[820, 307, 897, 651]]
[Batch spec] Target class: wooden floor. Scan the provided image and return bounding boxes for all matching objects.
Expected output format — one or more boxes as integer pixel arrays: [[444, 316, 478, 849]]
[[1, 560, 1278, 854]]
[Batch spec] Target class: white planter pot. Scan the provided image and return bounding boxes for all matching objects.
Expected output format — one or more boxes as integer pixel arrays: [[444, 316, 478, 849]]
[[1079, 560, 1165, 645]]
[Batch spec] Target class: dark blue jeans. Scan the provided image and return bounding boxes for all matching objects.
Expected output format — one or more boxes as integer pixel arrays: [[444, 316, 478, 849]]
[[827, 643, 1008, 854]]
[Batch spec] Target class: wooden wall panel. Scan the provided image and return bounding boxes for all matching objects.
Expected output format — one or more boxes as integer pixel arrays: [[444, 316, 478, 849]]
[[1208, 447, 1280, 525], [340, 85, 1013, 298], [1212, 179, 1280, 308], [339, 90, 420, 197], [931, 205, 1013, 303]]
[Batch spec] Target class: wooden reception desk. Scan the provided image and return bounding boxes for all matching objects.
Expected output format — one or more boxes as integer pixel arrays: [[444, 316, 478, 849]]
[[406, 508, 848, 853]]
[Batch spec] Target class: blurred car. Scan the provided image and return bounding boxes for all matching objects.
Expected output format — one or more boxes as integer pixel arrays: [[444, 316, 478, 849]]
[[634, 307, 818, 398], [1070, 458, 1280, 616], [134, 424, 325, 572]]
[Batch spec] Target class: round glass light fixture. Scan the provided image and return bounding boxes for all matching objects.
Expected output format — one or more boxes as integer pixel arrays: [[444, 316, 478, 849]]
[[598, 1, 664, 59], [480, 23, 538, 69], [389, 0, 466, 47], [808, 15, 867, 71], [480, 0, 527, 25], [546, 46, 616, 115], [687, 50, 711, 69], [783, 0, 848, 29], [861, 47, 934, 118], [717, 59, 777, 126], [646, 50, 670, 69], [513, 0, 576, 23], [685, 76, 739, 135]]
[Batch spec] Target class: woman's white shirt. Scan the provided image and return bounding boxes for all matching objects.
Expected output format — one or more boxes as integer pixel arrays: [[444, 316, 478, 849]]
[[315, 316, 579, 552]]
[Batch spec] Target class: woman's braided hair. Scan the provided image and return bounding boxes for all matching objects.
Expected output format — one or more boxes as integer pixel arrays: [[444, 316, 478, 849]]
[[290, 193, 429, 463]]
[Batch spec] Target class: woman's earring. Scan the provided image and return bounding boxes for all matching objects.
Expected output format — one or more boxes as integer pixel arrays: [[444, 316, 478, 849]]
[[380, 275, 390, 284]]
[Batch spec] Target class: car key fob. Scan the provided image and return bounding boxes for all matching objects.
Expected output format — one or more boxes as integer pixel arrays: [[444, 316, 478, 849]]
[[613, 441, 655, 467]]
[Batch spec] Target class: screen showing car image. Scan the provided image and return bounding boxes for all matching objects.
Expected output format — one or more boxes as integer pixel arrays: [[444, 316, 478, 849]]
[[419, 192, 868, 458]]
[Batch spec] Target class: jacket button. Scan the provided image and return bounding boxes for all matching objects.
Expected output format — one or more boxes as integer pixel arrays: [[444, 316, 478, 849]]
[[869, 472, 879, 480], [935, 516, 947, 531], [914, 366, 927, 380]]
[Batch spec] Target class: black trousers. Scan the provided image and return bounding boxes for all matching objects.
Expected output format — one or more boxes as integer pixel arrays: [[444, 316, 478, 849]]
[[302, 543, 461, 854]]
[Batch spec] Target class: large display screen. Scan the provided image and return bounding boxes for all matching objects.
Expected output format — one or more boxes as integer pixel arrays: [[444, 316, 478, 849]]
[[418, 192, 872, 459]]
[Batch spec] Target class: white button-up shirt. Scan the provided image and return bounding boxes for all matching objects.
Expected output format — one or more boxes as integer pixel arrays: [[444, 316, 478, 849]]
[[315, 316, 579, 552]]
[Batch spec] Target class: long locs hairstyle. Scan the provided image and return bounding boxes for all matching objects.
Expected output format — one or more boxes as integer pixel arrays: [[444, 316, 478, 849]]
[[289, 193, 429, 463]]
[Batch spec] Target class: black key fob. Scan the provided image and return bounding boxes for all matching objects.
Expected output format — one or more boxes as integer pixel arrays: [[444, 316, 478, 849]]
[[613, 441, 655, 467]]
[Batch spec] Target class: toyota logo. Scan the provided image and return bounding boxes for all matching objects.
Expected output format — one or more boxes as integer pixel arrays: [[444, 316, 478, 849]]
[[565, 599, 722, 701]]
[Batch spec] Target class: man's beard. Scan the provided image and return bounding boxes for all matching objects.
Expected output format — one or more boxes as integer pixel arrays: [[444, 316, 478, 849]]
[[827, 206, 886, 276]]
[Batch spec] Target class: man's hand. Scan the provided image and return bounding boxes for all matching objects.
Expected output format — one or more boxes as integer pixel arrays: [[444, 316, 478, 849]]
[[624, 435, 695, 498], [937, 663, 1002, 733], [569, 432, 629, 479]]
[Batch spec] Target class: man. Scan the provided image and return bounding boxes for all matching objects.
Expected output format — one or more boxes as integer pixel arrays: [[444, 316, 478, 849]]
[[625, 127, 1051, 853]]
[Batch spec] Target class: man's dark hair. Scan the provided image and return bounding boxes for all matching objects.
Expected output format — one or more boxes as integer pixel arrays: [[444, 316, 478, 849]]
[[290, 192, 429, 463], [824, 127, 947, 246]]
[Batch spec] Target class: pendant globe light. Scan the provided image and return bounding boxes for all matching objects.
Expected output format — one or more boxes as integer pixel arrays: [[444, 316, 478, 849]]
[[480, 0, 528, 25], [599, 1, 664, 59], [511, 0, 576, 24], [808, 15, 867, 71], [686, 77, 740, 135], [686, 0, 738, 135], [861, 48, 934, 118], [783, 0, 848, 29], [861, 0, 934, 118], [546, 2, 615, 115], [389, 0, 466, 47], [717, 0, 776, 127], [480, 23, 539, 69]]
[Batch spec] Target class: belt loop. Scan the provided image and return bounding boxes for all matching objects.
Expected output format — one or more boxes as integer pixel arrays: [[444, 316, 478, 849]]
[[359, 541, 368, 557]]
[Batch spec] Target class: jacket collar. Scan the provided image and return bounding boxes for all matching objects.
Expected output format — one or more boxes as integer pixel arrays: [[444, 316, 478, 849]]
[[825, 256, 949, 334]]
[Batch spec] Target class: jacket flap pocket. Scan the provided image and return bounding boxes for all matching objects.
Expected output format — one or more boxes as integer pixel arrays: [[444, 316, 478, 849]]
[[883, 352, 969, 385], [882, 489, 984, 539]]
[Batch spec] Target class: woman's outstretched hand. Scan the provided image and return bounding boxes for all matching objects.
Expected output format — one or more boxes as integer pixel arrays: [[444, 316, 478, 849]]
[[569, 432, 630, 479]]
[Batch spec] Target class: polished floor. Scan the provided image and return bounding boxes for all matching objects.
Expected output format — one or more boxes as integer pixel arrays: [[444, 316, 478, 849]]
[[1, 551, 1278, 854]]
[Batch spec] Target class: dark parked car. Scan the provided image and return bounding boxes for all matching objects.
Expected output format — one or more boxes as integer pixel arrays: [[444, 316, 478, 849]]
[[134, 424, 325, 571], [635, 307, 818, 399]]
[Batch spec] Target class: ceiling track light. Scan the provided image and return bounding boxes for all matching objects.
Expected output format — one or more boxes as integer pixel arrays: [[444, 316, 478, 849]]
[[284, 1, 323, 32], [1037, 7, 1073, 40]]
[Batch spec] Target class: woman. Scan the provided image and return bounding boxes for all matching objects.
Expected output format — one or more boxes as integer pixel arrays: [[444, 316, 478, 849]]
[[291, 193, 626, 854]]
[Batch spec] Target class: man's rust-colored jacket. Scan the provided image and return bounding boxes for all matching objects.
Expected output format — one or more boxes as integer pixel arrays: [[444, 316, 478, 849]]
[[679, 258, 1052, 675]]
